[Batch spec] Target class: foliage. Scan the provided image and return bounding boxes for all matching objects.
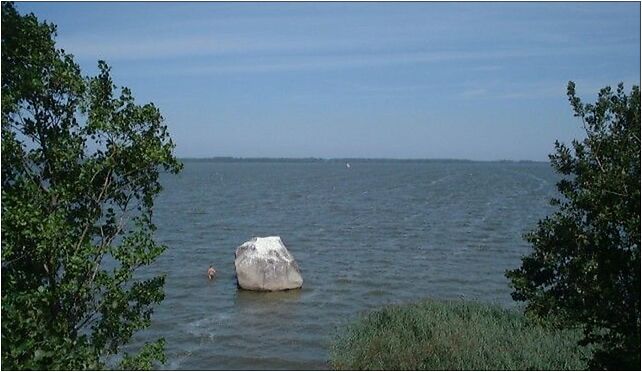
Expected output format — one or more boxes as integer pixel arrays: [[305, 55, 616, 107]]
[[506, 81, 640, 370], [1, 2, 182, 369], [329, 299, 590, 370]]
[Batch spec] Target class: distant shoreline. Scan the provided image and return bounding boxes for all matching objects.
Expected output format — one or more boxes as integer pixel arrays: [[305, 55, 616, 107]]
[[178, 157, 548, 164]]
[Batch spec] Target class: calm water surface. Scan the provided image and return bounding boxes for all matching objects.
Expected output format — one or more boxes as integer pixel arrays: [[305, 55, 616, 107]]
[[131, 160, 559, 370]]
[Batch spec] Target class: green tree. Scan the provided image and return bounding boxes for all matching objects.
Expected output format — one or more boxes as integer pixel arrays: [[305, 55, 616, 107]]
[[1, 3, 182, 369], [506, 81, 640, 370]]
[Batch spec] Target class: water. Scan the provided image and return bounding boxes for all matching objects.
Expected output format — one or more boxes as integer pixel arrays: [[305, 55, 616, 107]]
[[131, 160, 559, 370]]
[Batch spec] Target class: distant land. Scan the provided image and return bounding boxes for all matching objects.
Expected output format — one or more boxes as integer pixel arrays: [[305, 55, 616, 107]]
[[179, 157, 547, 164]]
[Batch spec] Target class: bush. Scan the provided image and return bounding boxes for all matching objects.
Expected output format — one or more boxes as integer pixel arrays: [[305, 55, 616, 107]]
[[330, 299, 591, 370]]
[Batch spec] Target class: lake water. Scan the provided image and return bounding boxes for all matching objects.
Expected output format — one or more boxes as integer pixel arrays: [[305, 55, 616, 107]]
[[130, 160, 559, 370]]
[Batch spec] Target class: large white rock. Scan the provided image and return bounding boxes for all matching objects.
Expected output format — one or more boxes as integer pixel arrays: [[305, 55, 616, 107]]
[[234, 236, 303, 291]]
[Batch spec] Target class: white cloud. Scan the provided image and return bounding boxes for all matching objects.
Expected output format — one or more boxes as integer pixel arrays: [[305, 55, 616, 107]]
[[461, 88, 488, 98], [107, 43, 636, 78]]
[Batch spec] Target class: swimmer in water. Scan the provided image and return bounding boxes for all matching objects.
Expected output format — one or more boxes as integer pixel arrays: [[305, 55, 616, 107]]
[[207, 265, 216, 280]]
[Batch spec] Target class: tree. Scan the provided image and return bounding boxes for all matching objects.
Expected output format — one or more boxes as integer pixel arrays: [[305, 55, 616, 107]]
[[506, 81, 640, 370], [1, 3, 182, 369]]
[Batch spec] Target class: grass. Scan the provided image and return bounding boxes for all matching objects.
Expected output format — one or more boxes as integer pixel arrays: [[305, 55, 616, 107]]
[[329, 299, 591, 370]]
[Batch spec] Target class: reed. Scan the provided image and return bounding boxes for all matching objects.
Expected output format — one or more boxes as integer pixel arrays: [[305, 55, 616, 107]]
[[330, 299, 591, 370]]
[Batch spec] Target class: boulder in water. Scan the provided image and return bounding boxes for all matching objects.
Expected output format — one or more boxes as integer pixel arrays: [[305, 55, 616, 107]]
[[234, 236, 303, 291]]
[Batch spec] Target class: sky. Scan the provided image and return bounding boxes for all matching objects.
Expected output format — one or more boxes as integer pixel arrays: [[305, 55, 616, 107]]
[[16, 2, 641, 160]]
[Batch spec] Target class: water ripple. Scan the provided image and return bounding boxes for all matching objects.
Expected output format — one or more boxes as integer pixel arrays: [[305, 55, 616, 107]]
[[126, 160, 558, 370]]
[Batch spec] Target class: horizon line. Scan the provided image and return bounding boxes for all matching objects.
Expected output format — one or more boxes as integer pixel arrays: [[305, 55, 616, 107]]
[[177, 156, 549, 163]]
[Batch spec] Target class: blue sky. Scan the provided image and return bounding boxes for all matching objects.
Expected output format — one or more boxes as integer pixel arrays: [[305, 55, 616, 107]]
[[17, 2, 641, 160]]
